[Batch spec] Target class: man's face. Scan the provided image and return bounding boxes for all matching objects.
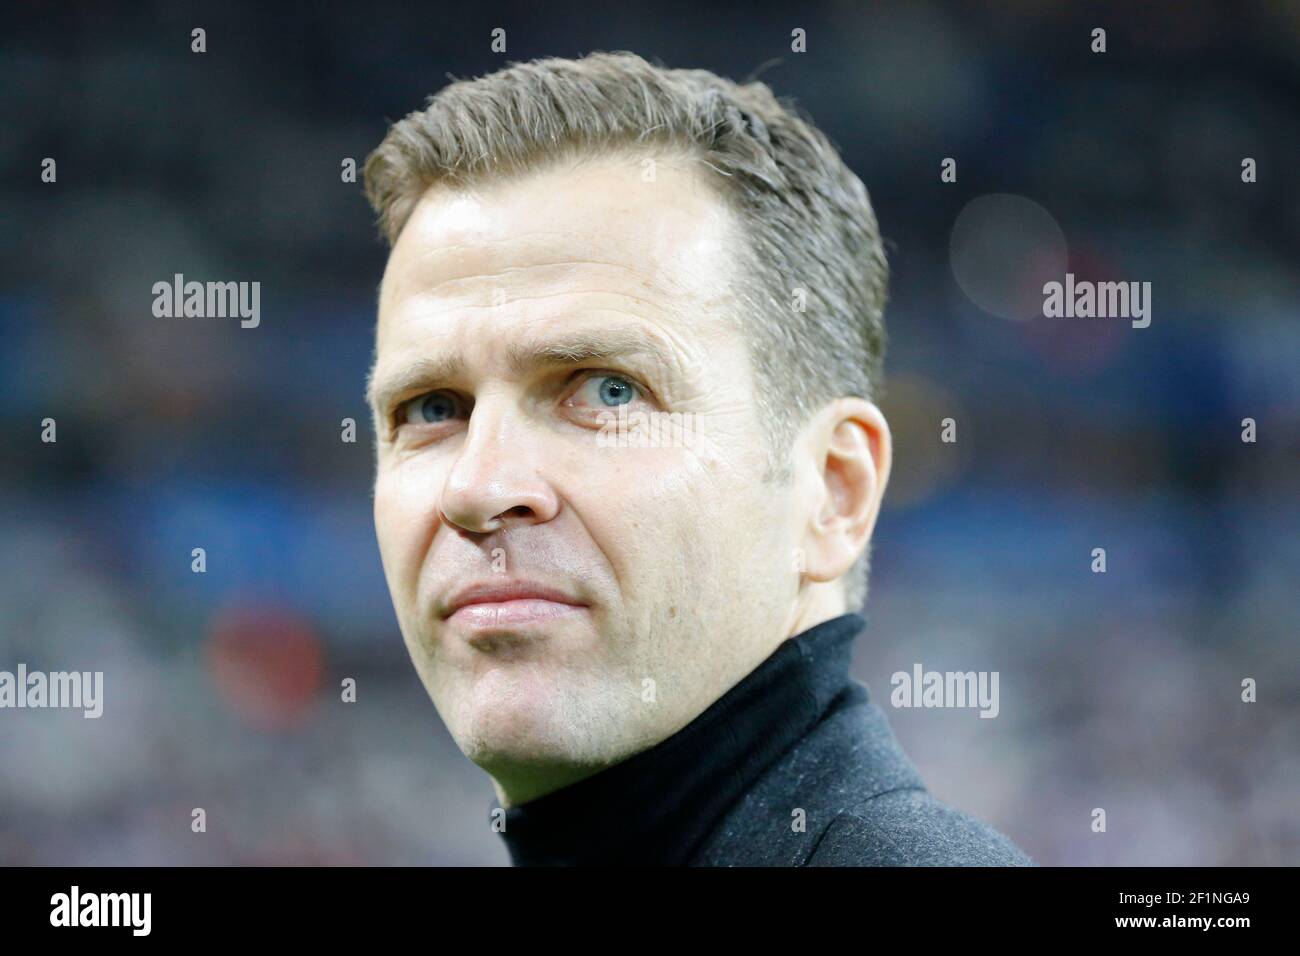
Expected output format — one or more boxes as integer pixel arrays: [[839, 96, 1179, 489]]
[[370, 153, 805, 802]]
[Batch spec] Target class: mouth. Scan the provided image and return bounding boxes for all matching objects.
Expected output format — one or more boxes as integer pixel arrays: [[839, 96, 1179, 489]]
[[442, 582, 589, 631]]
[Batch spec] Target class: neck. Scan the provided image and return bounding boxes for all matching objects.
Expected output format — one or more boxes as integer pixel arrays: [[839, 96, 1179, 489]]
[[489, 763, 603, 810], [784, 578, 850, 643]]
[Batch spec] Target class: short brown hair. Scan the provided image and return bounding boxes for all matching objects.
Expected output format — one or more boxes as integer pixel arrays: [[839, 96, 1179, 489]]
[[364, 51, 888, 611]]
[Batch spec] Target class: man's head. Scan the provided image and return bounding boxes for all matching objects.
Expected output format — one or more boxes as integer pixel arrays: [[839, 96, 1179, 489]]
[[363, 52, 891, 805]]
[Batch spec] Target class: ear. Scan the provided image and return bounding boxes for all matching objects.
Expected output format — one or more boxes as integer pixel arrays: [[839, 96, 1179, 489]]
[[799, 398, 892, 586]]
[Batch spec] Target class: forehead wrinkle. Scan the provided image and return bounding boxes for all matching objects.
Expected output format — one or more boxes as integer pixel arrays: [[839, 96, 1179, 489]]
[[503, 325, 679, 378], [389, 253, 696, 308], [378, 283, 694, 366]]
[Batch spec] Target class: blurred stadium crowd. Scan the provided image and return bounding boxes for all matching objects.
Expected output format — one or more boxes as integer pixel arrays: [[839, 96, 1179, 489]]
[[1, 1, 1297, 864]]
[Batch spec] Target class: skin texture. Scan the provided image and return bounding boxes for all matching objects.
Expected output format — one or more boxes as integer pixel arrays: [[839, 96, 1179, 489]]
[[369, 151, 892, 807]]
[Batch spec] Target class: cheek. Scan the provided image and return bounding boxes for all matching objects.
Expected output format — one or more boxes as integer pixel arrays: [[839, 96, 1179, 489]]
[[566, 447, 739, 590], [373, 461, 441, 602]]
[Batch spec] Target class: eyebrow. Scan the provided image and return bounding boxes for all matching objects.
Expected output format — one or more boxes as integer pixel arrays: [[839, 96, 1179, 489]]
[[365, 327, 678, 414]]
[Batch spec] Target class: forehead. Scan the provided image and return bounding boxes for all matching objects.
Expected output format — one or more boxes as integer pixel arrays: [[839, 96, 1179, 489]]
[[375, 153, 743, 351]]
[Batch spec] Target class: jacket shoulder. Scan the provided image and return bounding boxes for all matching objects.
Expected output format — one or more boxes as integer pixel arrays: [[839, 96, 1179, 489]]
[[805, 787, 1036, 867]]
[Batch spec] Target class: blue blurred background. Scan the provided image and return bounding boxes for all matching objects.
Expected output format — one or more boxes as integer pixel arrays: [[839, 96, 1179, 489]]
[[1, 0, 1297, 865]]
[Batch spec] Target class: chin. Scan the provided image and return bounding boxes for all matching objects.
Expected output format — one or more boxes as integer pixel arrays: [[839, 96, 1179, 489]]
[[444, 665, 623, 773], [449, 669, 574, 764]]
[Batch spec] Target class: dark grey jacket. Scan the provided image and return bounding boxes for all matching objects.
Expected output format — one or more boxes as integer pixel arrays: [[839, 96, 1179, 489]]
[[691, 671, 1035, 866]]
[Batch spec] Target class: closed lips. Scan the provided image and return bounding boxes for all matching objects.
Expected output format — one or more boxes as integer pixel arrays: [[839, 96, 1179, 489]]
[[443, 583, 586, 617]]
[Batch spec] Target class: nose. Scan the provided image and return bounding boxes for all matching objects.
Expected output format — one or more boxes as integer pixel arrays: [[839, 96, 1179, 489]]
[[438, 400, 560, 534]]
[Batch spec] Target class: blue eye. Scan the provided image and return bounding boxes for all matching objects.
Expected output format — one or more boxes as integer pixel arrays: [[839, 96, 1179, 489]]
[[401, 390, 464, 425], [598, 376, 636, 406], [578, 374, 640, 407]]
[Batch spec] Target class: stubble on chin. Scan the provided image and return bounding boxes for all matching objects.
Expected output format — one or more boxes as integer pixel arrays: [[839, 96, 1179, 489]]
[[442, 654, 659, 780]]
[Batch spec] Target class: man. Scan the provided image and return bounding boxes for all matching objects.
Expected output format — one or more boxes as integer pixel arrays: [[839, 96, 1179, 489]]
[[362, 52, 1033, 866]]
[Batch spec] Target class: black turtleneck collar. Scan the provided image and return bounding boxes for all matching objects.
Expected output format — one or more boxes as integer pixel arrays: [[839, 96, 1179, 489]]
[[493, 612, 867, 866]]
